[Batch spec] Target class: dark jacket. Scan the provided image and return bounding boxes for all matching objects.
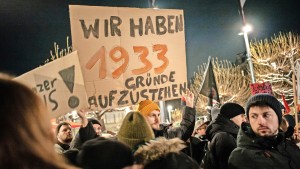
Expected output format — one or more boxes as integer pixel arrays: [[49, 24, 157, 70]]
[[204, 114, 240, 169], [229, 122, 300, 169], [153, 106, 196, 141], [134, 137, 199, 169], [70, 121, 97, 149], [189, 135, 208, 165]]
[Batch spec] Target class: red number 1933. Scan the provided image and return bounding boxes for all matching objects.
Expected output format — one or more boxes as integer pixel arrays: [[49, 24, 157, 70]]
[[85, 44, 169, 79]]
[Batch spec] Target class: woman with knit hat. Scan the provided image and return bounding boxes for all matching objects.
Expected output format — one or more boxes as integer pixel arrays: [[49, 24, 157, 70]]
[[137, 89, 196, 141]]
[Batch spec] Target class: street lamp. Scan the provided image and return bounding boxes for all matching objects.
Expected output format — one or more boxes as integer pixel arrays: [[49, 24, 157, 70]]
[[242, 24, 252, 33], [241, 24, 256, 83], [237, 0, 256, 83]]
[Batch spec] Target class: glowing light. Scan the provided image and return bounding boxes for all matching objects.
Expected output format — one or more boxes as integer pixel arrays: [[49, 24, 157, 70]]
[[71, 110, 78, 120], [242, 24, 252, 33], [167, 105, 173, 112]]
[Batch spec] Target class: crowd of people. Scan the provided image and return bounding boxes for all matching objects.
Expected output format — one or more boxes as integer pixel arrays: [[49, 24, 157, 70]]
[[1, 74, 300, 169]]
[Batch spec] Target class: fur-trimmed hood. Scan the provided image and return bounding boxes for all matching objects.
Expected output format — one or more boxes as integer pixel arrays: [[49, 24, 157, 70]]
[[134, 137, 186, 165]]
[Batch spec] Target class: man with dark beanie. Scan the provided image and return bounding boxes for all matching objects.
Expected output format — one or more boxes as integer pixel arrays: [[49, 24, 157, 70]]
[[70, 109, 103, 150], [229, 93, 300, 169], [204, 102, 246, 169]]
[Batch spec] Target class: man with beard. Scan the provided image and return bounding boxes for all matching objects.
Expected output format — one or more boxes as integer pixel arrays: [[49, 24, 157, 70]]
[[55, 110, 103, 154], [228, 93, 300, 169], [55, 122, 73, 153], [137, 89, 195, 141]]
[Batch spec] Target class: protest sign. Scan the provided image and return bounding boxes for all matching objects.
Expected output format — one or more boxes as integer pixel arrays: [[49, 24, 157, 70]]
[[70, 5, 187, 109], [15, 51, 87, 117]]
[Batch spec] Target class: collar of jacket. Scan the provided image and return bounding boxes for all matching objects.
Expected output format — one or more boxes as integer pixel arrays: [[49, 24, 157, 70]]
[[239, 122, 285, 149], [56, 140, 70, 150]]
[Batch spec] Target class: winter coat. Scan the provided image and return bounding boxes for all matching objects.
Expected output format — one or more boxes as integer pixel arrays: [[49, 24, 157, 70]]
[[134, 137, 199, 169], [189, 135, 208, 164], [228, 122, 300, 169], [70, 121, 97, 149], [153, 106, 196, 141], [204, 114, 240, 169], [54, 142, 70, 154]]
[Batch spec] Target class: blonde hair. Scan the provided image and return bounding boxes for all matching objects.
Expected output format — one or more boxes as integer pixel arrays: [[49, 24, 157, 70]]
[[0, 77, 77, 169]]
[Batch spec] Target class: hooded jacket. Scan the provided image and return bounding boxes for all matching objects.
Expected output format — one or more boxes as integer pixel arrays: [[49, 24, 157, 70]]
[[134, 137, 199, 169], [229, 122, 300, 169], [204, 114, 240, 169]]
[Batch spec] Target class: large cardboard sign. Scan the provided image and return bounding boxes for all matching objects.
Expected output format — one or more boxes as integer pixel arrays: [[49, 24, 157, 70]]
[[14, 51, 88, 117], [70, 5, 187, 109]]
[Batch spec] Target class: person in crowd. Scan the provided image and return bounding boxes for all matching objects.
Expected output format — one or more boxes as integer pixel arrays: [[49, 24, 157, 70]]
[[0, 76, 77, 168], [283, 114, 300, 145], [229, 93, 300, 169], [55, 110, 104, 165], [283, 114, 296, 129], [55, 122, 74, 153], [210, 107, 220, 121], [280, 116, 289, 132], [204, 102, 246, 169], [137, 89, 195, 141], [117, 111, 155, 151], [77, 137, 135, 169], [55, 108, 103, 154], [189, 120, 210, 164], [134, 137, 199, 169], [193, 120, 210, 138], [70, 109, 103, 149]]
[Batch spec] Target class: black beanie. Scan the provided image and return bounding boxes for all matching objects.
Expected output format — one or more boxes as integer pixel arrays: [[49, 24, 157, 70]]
[[220, 102, 245, 119], [245, 93, 282, 125], [88, 118, 101, 126], [77, 137, 134, 169]]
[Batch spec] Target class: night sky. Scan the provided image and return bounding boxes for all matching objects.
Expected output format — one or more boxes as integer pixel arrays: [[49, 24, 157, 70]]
[[1, 0, 299, 80]]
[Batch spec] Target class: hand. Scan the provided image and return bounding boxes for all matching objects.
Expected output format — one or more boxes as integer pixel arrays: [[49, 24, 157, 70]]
[[78, 108, 88, 127], [77, 109, 87, 119], [184, 89, 194, 108]]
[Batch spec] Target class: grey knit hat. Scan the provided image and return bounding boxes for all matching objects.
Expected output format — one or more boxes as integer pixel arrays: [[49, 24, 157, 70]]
[[246, 93, 282, 124]]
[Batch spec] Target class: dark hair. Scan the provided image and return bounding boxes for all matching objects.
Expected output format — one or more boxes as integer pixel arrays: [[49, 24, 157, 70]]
[[56, 122, 71, 134]]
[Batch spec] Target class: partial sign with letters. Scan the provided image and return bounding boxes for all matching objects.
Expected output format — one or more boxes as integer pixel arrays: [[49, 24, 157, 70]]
[[14, 51, 88, 117], [250, 82, 273, 95]]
